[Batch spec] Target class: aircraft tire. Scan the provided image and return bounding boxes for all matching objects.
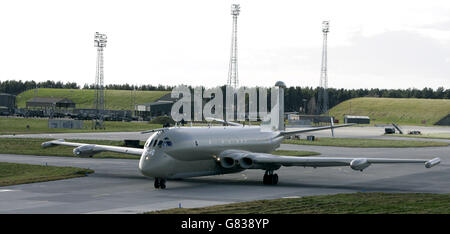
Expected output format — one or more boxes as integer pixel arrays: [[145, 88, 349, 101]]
[[272, 174, 278, 185], [263, 174, 268, 185], [154, 178, 160, 189], [160, 179, 167, 189]]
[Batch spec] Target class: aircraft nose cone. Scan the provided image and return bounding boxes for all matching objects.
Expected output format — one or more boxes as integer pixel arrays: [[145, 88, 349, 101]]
[[138, 150, 151, 174], [138, 155, 146, 173]]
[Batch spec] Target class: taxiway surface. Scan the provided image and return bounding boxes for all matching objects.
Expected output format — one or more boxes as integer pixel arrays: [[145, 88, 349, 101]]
[[1, 143, 449, 214]]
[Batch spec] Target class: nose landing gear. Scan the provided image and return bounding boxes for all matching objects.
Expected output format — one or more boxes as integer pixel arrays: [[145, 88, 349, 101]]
[[154, 178, 167, 189], [263, 170, 278, 185]]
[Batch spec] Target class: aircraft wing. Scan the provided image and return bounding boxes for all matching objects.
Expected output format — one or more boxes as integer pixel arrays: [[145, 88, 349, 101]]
[[41, 139, 144, 156], [280, 123, 355, 137], [218, 150, 440, 171]]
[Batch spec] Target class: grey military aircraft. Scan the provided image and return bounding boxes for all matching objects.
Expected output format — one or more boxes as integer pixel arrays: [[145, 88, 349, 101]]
[[41, 118, 440, 189]]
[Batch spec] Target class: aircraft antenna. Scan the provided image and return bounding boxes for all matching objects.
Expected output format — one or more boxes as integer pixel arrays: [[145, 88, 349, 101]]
[[318, 21, 329, 115], [93, 32, 107, 129], [227, 4, 240, 88]]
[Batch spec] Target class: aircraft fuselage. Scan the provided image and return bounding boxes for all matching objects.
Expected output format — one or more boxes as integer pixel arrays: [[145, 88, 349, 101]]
[[138, 126, 284, 179]]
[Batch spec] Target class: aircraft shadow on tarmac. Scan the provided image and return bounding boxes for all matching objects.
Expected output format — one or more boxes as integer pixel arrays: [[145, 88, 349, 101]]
[[79, 164, 450, 194], [158, 178, 413, 193], [160, 168, 450, 194]]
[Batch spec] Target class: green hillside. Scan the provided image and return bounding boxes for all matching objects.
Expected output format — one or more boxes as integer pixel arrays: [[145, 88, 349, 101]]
[[329, 97, 450, 126], [16, 88, 170, 110]]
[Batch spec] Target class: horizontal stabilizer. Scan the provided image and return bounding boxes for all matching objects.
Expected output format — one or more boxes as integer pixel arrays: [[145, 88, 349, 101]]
[[280, 123, 355, 137], [205, 117, 242, 126], [141, 128, 169, 134]]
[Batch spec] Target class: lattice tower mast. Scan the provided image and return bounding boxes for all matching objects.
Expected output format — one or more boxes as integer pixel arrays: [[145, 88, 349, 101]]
[[94, 32, 107, 127], [319, 21, 329, 114], [227, 4, 240, 88]]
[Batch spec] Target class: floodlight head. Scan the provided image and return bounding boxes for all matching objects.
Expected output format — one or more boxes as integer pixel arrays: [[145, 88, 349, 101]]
[[275, 81, 286, 88], [94, 32, 107, 48], [322, 21, 329, 33], [231, 4, 240, 16]]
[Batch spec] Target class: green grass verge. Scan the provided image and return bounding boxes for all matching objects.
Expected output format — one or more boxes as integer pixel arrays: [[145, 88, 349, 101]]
[[0, 162, 94, 187], [16, 88, 169, 110], [271, 150, 320, 156], [388, 133, 450, 140], [148, 192, 450, 214], [0, 117, 162, 134], [0, 138, 142, 159], [283, 137, 449, 148], [329, 97, 450, 126]]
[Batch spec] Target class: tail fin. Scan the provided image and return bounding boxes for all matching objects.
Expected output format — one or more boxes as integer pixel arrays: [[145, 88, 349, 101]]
[[261, 85, 285, 132]]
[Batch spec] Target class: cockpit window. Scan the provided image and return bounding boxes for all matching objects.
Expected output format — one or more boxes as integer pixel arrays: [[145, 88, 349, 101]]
[[149, 136, 173, 148], [163, 137, 173, 147]]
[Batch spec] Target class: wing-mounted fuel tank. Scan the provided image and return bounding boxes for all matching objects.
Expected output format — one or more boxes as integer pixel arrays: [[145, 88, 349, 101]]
[[350, 158, 371, 171], [73, 144, 102, 157]]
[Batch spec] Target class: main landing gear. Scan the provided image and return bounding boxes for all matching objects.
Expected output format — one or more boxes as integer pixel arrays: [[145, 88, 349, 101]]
[[263, 170, 278, 185], [154, 177, 166, 189]]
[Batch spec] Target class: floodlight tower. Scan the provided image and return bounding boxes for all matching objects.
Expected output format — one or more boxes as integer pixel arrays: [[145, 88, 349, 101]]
[[227, 4, 240, 89], [318, 21, 329, 114], [93, 32, 107, 129]]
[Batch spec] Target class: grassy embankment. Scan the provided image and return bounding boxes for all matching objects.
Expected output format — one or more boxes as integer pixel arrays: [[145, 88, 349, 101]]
[[328, 97, 450, 126], [148, 192, 450, 214], [283, 137, 449, 147], [0, 162, 93, 187], [16, 88, 169, 110], [0, 138, 320, 159]]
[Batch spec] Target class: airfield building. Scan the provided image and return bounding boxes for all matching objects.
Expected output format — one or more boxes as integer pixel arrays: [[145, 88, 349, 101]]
[[344, 115, 370, 124], [26, 97, 76, 109], [0, 93, 16, 115], [435, 114, 450, 126], [135, 93, 178, 120]]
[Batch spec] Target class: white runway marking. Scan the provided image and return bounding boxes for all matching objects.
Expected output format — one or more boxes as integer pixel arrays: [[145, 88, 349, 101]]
[[0, 189, 17, 193]]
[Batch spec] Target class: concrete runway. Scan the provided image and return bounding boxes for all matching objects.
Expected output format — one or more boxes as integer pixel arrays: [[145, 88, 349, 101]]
[[1, 142, 449, 213]]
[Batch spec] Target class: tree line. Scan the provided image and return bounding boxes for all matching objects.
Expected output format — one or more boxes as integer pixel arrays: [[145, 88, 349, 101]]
[[1, 80, 448, 113], [0, 80, 79, 95], [0, 80, 174, 95]]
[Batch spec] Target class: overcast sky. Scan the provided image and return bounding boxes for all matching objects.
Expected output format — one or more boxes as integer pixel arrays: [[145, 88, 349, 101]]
[[0, 0, 449, 89]]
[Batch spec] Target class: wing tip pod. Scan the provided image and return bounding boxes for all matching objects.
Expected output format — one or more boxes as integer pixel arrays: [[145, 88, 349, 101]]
[[425, 157, 441, 168]]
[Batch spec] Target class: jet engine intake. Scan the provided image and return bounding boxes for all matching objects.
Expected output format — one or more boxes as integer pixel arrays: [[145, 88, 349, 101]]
[[220, 156, 236, 168], [239, 157, 253, 169]]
